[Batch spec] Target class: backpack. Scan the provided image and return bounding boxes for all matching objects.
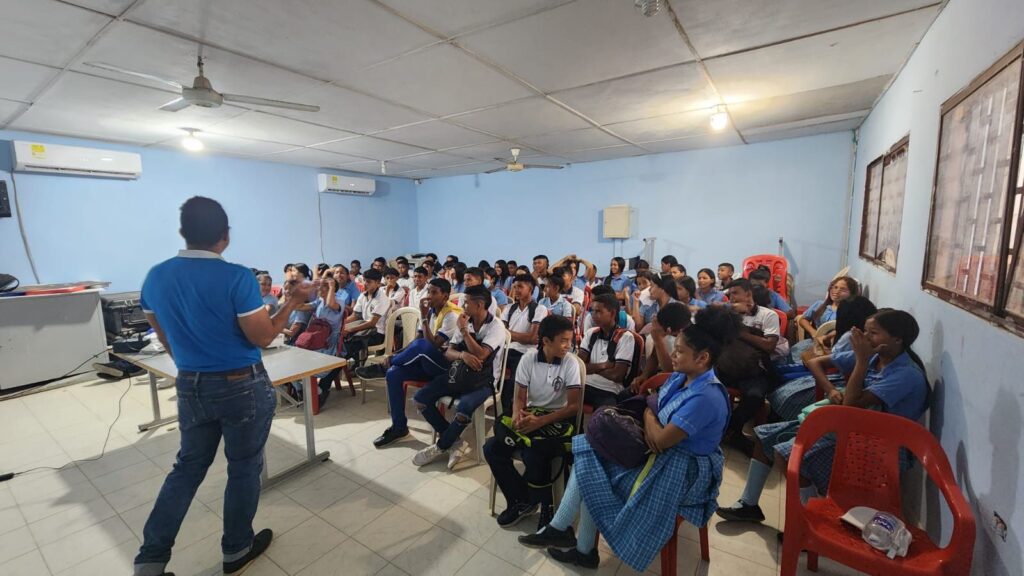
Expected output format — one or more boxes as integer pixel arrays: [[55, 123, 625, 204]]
[[295, 317, 332, 350], [504, 301, 539, 325], [586, 327, 644, 386]]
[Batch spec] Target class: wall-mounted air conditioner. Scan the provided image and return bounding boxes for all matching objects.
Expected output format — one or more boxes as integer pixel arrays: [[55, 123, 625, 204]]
[[12, 141, 142, 179], [318, 173, 375, 196]]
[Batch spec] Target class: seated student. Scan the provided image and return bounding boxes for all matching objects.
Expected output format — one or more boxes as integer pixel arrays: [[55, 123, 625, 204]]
[[727, 278, 789, 361], [578, 294, 638, 408], [696, 268, 726, 304], [343, 269, 391, 365], [748, 266, 791, 313], [582, 285, 636, 333], [506, 259, 519, 283], [484, 267, 510, 312], [478, 259, 490, 269], [551, 266, 585, 315], [675, 275, 707, 316], [669, 263, 687, 280], [792, 276, 860, 361], [407, 266, 431, 311], [445, 254, 459, 266], [717, 262, 735, 290], [629, 302, 691, 393], [412, 286, 506, 469], [494, 260, 513, 293], [452, 262, 469, 294], [257, 273, 279, 315], [532, 254, 551, 287], [717, 309, 929, 524], [659, 254, 678, 280], [552, 254, 595, 291], [422, 259, 437, 280], [457, 267, 499, 316], [282, 263, 314, 342], [485, 315, 582, 530], [307, 276, 349, 404], [350, 259, 364, 284], [366, 278, 462, 448], [371, 256, 387, 272], [634, 275, 678, 334], [332, 264, 361, 308], [314, 263, 331, 281], [538, 275, 573, 319], [396, 257, 415, 291], [383, 267, 408, 309], [519, 307, 736, 571], [603, 257, 630, 302], [768, 296, 877, 421], [502, 274, 550, 413], [628, 270, 656, 330]]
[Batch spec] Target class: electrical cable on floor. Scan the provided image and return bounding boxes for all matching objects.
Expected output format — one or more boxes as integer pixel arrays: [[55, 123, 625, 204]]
[[10, 172, 42, 284], [0, 348, 113, 401], [0, 373, 134, 482]]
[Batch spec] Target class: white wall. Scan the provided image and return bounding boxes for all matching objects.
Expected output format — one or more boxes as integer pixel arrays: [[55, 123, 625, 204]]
[[0, 130, 420, 292], [846, 0, 1024, 573], [417, 131, 856, 305]]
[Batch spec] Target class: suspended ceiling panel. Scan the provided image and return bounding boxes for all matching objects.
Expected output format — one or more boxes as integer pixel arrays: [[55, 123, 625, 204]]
[[205, 111, 356, 147], [373, 121, 496, 151], [396, 152, 471, 169], [313, 136, 429, 161], [273, 83, 430, 135], [378, 0, 573, 37], [727, 76, 889, 131], [743, 116, 865, 143], [0, 99, 24, 126], [639, 131, 745, 153], [0, 0, 110, 67], [260, 147, 368, 169], [0, 57, 57, 103], [442, 141, 543, 162], [448, 97, 592, 140], [605, 108, 710, 143], [520, 128, 626, 154]]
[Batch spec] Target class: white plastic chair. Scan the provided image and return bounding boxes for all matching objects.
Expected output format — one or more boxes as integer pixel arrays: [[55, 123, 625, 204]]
[[489, 353, 587, 515], [435, 327, 512, 467], [361, 306, 420, 403], [811, 320, 837, 356]]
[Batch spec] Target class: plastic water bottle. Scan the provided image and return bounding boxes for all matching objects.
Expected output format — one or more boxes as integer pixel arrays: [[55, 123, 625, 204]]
[[862, 512, 911, 558]]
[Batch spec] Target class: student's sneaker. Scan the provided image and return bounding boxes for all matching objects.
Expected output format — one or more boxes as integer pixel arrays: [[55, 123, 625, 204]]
[[716, 501, 766, 523], [355, 364, 387, 380], [373, 427, 410, 448], [548, 546, 600, 569], [536, 505, 554, 531], [223, 528, 273, 574], [447, 439, 470, 470], [518, 524, 576, 549], [412, 443, 448, 467], [496, 501, 538, 527]]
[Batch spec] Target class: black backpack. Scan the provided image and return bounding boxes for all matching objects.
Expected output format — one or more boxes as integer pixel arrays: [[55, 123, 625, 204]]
[[586, 327, 644, 386], [504, 301, 539, 325]]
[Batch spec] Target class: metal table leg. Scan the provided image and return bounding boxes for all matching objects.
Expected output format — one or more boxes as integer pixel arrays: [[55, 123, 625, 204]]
[[262, 375, 330, 489], [138, 371, 178, 432]]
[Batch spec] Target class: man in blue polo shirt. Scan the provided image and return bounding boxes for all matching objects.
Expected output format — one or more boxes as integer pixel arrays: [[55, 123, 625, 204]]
[[134, 196, 310, 576]]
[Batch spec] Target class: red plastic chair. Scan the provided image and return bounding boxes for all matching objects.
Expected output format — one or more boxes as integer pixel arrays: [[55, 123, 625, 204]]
[[774, 308, 789, 339], [743, 255, 789, 302], [271, 285, 283, 298], [309, 325, 357, 415], [782, 406, 975, 576]]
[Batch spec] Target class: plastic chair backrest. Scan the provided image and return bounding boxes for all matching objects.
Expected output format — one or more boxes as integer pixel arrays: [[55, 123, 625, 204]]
[[395, 306, 422, 350], [493, 327, 514, 415], [792, 407, 975, 541], [378, 307, 401, 355], [449, 292, 464, 304], [774, 308, 789, 338], [573, 354, 587, 431], [743, 254, 789, 301]]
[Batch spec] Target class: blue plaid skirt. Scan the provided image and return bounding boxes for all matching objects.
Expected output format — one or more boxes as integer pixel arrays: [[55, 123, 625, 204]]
[[767, 375, 817, 421]]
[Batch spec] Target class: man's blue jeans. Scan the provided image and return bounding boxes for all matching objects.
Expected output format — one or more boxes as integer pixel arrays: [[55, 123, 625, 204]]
[[386, 339, 449, 431], [413, 372, 493, 450], [134, 366, 276, 576]]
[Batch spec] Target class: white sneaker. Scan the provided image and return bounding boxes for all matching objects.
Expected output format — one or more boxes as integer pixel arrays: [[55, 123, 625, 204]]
[[447, 439, 470, 470], [412, 443, 448, 467]]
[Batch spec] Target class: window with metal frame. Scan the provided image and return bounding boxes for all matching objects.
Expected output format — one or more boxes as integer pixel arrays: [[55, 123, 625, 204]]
[[860, 136, 909, 271]]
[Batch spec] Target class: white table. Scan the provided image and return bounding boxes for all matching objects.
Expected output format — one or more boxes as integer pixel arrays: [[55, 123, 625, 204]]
[[114, 346, 347, 489]]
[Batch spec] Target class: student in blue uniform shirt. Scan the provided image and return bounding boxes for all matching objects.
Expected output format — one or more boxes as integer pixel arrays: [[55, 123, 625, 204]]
[[718, 308, 929, 524], [603, 257, 631, 302], [792, 276, 859, 361], [675, 276, 707, 316], [539, 275, 573, 318], [484, 267, 510, 310], [695, 268, 726, 305], [748, 267, 790, 312]]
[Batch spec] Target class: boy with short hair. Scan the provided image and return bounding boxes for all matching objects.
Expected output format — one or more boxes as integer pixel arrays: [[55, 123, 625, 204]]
[[350, 260, 364, 284], [539, 275, 572, 319], [408, 266, 431, 310], [748, 267, 791, 313], [457, 267, 499, 316], [717, 262, 735, 290], [396, 258, 414, 291], [502, 274, 549, 413], [579, 294, 637, 408], [343, 269, 391, 364], [383, 267, 407, 308]]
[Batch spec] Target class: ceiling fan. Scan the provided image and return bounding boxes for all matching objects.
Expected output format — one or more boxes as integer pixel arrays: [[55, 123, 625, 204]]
[[82, 55, 320, 113], [483, 148, 564, 174]]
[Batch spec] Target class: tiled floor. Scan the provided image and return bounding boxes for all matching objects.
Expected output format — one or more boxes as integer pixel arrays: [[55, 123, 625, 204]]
[[0, 373, 865, 576]]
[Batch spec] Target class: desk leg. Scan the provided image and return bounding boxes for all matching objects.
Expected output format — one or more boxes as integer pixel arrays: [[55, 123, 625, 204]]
[[138, 371, 178, 432], [262, 375, 330, 490]]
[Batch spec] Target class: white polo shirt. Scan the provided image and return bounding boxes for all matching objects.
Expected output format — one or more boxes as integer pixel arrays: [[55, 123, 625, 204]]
[[397, 276, 415, 291], [580, 327, 636, 394], [450, 314, 507, 381], [504, 302, 549, 354], [582, 311, 636, 333], [352, 288, 391, 335], [408, 284, 430, 311], [740, 305, 790, 360], [423, 303, 460, 342], [457, 292, 499, 317], [516, 349, 582, 411], [385, 286, 407, 309]]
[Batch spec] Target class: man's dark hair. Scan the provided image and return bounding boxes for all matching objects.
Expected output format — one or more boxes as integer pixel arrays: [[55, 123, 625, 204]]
[[384, 267, 399, 278], [464, 284, 492, 310], [484, 267, 498, 279], [429, 277, 451, 294], [592, 293, 619, 315], [351, 259, 362, 267], [180, 196, 229, 247], [726, 278, 753, 293], [413, 266, 428, 276], [671, 263, 687, 274], [749, 267, 771, 282], [533, 254, 549, 264], [465, 266, 484, 283], [446, 254, 459, 263], [590, 284, 614, 297], [539, 315, 574, 345], [636, 259, 650, 270], [718, 262, 735, 273], [656, 302, 691, 332], [396, 256, 409, 264], [752, 285, 772, 307], [363, 269, 383, 282], [373, 256, 387, 266], [546, 274, 566, 292], [661, 255, 678, 266], [513, 273, 536, 288], [551, 266, 567, 279]]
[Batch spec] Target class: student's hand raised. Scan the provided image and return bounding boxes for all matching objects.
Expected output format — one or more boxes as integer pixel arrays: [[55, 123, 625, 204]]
[[457, 313, 470, 332], [849, 327, 874, 360]]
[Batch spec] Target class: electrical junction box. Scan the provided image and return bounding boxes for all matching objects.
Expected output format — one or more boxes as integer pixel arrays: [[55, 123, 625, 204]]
[[602, 204, 632, 239]]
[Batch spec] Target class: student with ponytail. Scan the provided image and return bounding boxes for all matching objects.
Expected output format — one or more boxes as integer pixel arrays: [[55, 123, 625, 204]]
[[518, 307, 739, 572], [718, 308, 929, 524]]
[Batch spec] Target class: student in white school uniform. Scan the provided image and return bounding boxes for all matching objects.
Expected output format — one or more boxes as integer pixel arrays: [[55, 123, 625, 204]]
[[582, 284, 637, 334], [343, 269, 392, 365], [396, 257, 415, 291], [502, 273, 549, 413], [578, 293, 637, 408], [726, 278, 789, 361], [407, 266, 431, 311], [457, 267, 499, 317], [383, 267, 408, 309]]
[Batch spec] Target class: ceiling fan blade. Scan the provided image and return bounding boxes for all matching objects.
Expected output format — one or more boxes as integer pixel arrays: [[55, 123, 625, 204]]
[[482, 167, 507, 174], [522, 164, 563, 170], [82, 61, 182, 89], [159, 97, 191, 112], [221, 93, 320, 112]]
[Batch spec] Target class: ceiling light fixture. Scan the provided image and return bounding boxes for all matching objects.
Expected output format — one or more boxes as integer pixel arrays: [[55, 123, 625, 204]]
[[181, 129, 204, 152], [633, 0, 661, 17], [380, 160, 387, 175], [709, 106, 729, 131]]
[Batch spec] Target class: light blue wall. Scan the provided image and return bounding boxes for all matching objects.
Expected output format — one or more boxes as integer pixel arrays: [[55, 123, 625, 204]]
[[0, 130, 419, 292], [417, 132, 855, 304], [846, 0, 1023, 573]]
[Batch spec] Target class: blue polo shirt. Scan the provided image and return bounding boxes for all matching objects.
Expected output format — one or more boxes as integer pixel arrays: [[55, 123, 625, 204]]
[[657, 369, 729, 456], [140, 250, 264, 372]]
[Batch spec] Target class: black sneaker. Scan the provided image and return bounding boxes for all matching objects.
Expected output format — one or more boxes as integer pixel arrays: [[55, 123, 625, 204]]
[[536, 505, 554, 531], [318, 387, 330, 408], [373, 427, 410, 448], [223, 528, 273, 574], [355, 364, 387, 380], [496, 501, 537, 527], [518, 524, 576, 549], [548, 546, 600, 569], [716, 501, 766, 523]]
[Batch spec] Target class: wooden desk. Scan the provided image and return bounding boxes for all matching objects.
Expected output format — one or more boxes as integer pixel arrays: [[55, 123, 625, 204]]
[[114, 345, 347, 489]]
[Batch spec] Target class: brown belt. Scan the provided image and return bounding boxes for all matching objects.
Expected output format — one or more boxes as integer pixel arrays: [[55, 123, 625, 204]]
[[202, 362, 266, 381]]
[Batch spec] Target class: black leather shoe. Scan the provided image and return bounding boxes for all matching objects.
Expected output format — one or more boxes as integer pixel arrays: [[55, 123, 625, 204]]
[[548, 546, 600, 569], [223, 529, 273, 574], [518, 524, 576, 549], [373, 427, 410, 448]]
